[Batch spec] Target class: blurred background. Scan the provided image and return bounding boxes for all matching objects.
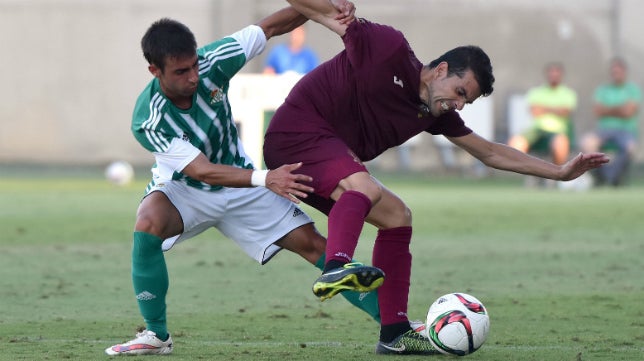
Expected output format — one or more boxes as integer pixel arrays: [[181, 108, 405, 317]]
[[2, 0, 642, 177]]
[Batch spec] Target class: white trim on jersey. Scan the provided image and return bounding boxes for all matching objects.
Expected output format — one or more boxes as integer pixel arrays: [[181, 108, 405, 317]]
[[153, 138, 201, 181], [177, 110, 214, 159], [143, 93, 170, 152], [229, 25, 267, 63], [199, 42, 245, 76]]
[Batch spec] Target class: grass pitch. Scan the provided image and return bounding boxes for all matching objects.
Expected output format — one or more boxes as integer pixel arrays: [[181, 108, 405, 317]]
[[1, 167, 643, 360]]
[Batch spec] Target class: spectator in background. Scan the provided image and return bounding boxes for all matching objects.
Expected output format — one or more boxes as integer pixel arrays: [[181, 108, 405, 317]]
[[263, 25, 319, 75], [581, 57, 642, 186], [509, 62, 577, 165]]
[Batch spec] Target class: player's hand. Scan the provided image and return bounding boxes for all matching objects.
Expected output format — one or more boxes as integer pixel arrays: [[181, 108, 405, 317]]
[[331, 0, 356, 25], [265, 162, 314, 203], [559, 152, 610, 181]]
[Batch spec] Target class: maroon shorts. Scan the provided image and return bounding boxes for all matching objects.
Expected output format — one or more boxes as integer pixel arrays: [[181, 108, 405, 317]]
[[263, 132, 368, 215]]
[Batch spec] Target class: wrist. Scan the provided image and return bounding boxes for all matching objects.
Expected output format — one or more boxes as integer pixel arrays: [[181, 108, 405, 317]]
[[251, 169, 269, 187]]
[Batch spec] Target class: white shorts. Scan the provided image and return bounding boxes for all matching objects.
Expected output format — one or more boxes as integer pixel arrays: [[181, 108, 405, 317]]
[[147, 181, 313, 264]]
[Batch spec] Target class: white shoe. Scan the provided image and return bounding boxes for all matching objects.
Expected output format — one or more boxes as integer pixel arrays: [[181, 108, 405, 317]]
[[409, 320, 428, 339], [105, 330, 173, 356]]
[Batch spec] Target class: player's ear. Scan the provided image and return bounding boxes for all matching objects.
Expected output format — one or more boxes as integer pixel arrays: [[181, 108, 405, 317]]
[[148, 64, 161, 78], [435, 62, 449, 79]]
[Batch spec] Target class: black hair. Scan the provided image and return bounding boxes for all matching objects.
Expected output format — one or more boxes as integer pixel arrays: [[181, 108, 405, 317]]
[[610, 56, 627, 69], [428, 45, 495, 97], [141, 18, 197, 71]]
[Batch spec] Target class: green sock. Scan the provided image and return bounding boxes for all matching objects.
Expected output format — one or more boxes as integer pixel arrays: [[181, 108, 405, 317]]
[[132, 231, 169, 340], [315, 254, 381, 323]]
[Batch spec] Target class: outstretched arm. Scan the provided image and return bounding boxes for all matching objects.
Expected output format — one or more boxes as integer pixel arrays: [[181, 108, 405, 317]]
[[256, 6, 309, 40], [182, 153, 314, 203], [449, 132, 609, 181], [287, 0, 356, 36]]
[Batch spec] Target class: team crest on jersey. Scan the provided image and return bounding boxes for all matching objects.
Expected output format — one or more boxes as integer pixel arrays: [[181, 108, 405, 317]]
[[182, 133, 190, 142], [210, 88, 224, 105]]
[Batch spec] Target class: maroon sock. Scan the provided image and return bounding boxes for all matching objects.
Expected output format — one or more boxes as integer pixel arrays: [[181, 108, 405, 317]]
[[325, 191, 372, 266], [373, 226, 412, 326]]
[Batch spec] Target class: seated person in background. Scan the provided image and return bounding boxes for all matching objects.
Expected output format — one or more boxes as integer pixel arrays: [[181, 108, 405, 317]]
[[509, 62, 577, 165], [581, 57, 641, 186], [263, 25, 319, 75]]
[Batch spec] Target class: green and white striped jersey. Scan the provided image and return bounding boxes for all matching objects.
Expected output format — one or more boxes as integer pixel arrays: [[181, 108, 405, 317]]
[[132, 25, 267, 192]]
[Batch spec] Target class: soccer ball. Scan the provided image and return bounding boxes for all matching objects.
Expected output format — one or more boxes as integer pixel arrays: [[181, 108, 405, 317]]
[[105, 161, 134, 186], [426, 292, 490, 356]]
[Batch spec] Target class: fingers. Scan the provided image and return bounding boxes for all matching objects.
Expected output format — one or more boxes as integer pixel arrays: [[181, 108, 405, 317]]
[[279, 163, 313, 183], [333, 0, 356, 24], [286, 161, 303, 170], [275, 184, 312, 204], [266, 164, 315, 202], [281, 193, 301, 204]]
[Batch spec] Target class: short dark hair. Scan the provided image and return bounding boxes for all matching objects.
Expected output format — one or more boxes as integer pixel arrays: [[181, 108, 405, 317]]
[[610, 56, 627, 69], [428, 45, 495, 97], [141, 18, 197, 71], [545, 61, 564, 72]]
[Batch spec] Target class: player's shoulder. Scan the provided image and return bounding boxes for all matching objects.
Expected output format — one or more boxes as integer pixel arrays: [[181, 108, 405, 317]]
[[348, 18, 404, 39], [625, 81, 643, 95], [132, 80, 169, 128]]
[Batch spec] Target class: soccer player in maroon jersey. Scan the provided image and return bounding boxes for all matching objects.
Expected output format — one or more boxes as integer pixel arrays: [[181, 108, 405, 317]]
[[264, 0, 610, 355]]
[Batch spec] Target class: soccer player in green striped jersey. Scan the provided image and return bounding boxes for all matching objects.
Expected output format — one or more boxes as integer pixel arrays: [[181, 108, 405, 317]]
[[105, 3, 384, 356]]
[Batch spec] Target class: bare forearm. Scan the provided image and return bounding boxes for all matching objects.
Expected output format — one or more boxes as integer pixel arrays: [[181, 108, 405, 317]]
[[480, 142, 563, 179], [287, 0, 336, 22], [287, 0, 351, 36], [451, 132, 607, 182], [531, 105, 572, 118], [183, 156, 254, 187], [594, 102, 638, 119], [257, 6, 308, 40]]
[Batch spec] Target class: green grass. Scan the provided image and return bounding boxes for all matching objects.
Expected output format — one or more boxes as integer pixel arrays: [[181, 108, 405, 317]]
[[1, 169, 643, 360]]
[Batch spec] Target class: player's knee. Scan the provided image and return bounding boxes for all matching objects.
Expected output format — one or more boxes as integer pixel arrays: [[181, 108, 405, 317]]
[[134, 215, 157, 235], [396, 204, 413, 226], [580, 133, 599, 152], [508, 136, 528, 153], [380, 202, 412, 228], [134, 213, 181, 239]]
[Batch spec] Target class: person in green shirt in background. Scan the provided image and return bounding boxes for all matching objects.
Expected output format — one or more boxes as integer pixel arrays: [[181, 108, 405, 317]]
[[509, 62, 577, 166], [581, 57, 642, 186]]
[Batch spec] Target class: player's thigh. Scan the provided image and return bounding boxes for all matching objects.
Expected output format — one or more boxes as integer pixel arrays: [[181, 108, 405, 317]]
[[218, 187, 313, 264], [264, 132, 368, 199], [135, 191, 184, 239], [365, 183, 411, 229], [274, 223, 326, 264]]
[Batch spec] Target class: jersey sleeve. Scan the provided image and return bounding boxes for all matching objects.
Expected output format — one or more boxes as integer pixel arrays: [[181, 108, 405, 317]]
[[628, 83, 642, 102], [153, 138, 202, 180], [229, 24, 267, 62], [427, 111, 473, 137], [198, 25, 267, 84], [131, 89, 176, 153], [565, 88, 578, 109], [526, 87, 540, 106]]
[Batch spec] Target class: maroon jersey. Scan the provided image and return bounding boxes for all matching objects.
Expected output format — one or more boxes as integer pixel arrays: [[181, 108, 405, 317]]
[[266, 19, 472, 161]]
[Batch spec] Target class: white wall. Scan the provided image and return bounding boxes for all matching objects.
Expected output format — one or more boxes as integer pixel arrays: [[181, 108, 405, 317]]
[[2, 0, 643, 166]]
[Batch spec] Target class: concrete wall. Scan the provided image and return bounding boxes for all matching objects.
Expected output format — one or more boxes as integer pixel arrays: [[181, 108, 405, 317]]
[[2, 0, 643, 168]]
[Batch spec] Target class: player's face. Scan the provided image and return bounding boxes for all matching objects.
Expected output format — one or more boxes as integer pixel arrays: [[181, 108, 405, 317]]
[[427, 66, 481, 117], [149, 54, 199, 106], [610, 62, 626, 85], [546, 65, 563, 87]]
